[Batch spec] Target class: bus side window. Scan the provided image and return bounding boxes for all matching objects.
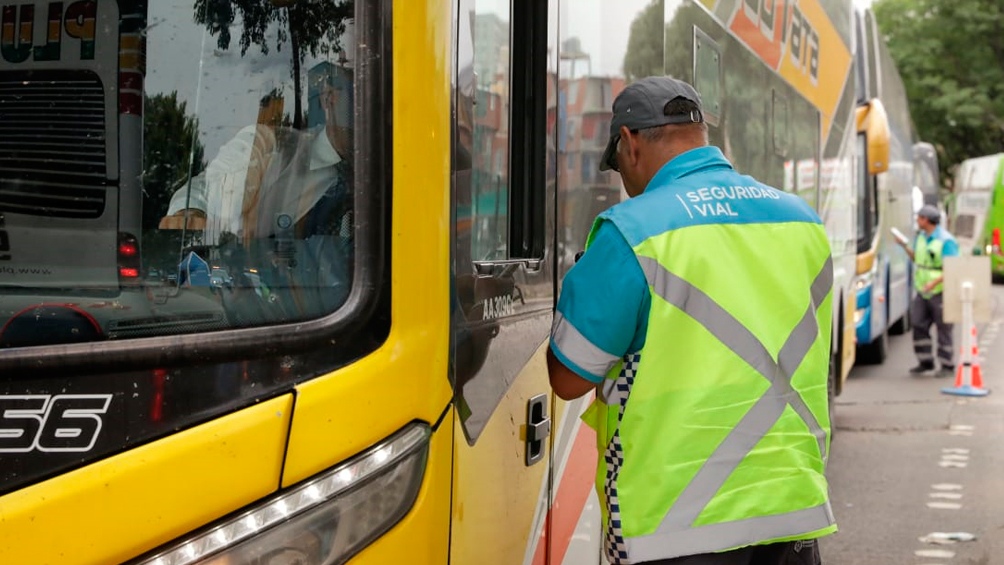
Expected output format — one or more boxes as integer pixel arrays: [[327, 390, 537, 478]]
[[693, 27, 721, 128]]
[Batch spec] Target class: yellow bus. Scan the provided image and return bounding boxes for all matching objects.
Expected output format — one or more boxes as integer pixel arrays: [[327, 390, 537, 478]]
[[1, 1, 876, 564]]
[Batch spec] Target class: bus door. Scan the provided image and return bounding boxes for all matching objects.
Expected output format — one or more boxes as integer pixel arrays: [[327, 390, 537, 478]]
[[450, 0, 556, 562]]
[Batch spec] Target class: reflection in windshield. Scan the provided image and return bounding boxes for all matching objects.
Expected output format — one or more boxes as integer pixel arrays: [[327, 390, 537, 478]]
[[0, 0, 358, 347]]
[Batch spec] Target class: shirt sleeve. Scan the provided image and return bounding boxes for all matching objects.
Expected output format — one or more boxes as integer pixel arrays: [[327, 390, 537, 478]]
[[550, 220, 649, 383], [941, 238, 959, 257]]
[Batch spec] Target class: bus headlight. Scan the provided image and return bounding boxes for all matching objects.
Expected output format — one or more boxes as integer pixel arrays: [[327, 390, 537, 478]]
[[137, 423, 430, 565], [854, 272, 872, 291]]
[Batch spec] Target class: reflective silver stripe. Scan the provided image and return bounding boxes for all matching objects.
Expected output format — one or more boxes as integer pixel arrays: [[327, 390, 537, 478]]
[[599, 377, 620, 405], [551, 312, 621, 379], [637, 257, 778, 378], [629, 256, 833, 558], [777, 306, 828, 460], [628, 503, 835, 563]]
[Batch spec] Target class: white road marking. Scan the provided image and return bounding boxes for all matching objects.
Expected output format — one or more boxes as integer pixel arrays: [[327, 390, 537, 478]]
[[929, 492, 963, 500], [941, 448, 970, 454], [931, 484, 963, 491], [915, 549, 957, 558], [940, 454, 970, 462], [950, 425, 975, 431], [926, 502, 963, 510], [938, 461, 968, 468]]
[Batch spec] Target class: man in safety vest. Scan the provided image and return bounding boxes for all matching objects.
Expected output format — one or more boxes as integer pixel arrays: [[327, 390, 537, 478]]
[[547, 76, 836, 564], [902, 204, 958, 377]]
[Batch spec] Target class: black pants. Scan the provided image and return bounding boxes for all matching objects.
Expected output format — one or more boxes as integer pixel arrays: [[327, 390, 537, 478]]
[[911, 293, 954, 369], [641, 540, 821, 565]]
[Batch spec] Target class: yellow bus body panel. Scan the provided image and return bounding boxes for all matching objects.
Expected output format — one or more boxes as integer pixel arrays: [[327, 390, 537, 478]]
[[856, 248, 877, 276], [449, 342, 551, 565], [282, 0, 452, 487], [0, 395, 293, 565]]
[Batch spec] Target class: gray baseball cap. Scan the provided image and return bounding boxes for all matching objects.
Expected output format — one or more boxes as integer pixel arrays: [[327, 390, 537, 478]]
[[918, 204, 941, 223], [599, 76, 704, 172]]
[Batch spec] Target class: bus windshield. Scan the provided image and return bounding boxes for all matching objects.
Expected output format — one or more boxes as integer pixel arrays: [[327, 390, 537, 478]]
[[0, 0, 364, 348]]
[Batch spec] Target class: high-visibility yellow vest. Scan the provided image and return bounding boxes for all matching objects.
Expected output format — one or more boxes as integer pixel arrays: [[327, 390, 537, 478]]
[[914, 234, 946, 297], [580, 148, 836, 563]]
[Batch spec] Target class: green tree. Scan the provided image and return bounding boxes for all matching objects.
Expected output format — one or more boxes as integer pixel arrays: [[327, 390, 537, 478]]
[[873, 0, 1004, 185], [193, 0, 353, 129], [143, 92, 205, 231], [622, 0, 665, 82]]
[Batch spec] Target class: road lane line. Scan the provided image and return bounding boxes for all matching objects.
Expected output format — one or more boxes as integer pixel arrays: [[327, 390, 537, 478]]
[[931, 484, 963, 491], [938, 461, 968, 468], [929, 493, 963, 500], [915, 549, 957, 558], [926, 502, 963, 509]]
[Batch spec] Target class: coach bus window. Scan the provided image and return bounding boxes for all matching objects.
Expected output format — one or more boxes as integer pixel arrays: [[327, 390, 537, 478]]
[[693, 27, 721, 127], [0, 0, 371, 348]]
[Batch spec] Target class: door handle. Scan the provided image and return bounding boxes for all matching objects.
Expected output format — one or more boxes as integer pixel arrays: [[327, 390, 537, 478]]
[[525, 394, 550, 466], [473, 258, 543, 277]]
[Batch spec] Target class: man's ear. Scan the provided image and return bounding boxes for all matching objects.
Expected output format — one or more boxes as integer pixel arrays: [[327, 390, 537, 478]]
[[620, 125, 640, 169]]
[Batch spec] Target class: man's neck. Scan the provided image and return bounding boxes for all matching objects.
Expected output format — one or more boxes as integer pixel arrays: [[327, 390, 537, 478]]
[[642, 142, 707, 186]]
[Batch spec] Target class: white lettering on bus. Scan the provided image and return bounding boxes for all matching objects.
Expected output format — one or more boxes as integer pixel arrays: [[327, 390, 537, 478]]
[[0, 1, 98, 64], [482, 294, 515, 320]]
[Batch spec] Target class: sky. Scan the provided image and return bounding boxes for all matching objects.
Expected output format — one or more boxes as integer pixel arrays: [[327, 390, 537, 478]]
[[145, 1, 357, 162]]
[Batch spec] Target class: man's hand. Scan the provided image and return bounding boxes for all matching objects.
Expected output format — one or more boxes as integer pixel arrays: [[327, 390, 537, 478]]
[[159, 209, 206, 231], [547, 347, 599, 401]]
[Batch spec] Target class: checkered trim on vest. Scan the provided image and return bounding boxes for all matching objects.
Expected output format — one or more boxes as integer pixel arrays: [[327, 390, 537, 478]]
[[604, 353, 640, 564]]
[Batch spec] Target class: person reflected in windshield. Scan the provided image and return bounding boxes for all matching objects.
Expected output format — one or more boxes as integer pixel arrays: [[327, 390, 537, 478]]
[[162, 61, 356, 326]]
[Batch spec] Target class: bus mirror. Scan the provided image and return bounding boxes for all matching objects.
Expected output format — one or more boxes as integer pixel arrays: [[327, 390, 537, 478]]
[[856, 98, 891, 175]]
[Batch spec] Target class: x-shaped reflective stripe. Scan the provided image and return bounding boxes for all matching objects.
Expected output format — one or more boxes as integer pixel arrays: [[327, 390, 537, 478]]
[[636, 255, 833, 531]]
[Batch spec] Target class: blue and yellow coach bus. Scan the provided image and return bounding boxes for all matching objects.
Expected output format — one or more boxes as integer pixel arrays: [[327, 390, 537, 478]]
[[1, 0, 891, 563]]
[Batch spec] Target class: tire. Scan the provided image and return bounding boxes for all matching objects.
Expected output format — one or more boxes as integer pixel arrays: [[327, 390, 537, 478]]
[[856, 325, 888, 365]]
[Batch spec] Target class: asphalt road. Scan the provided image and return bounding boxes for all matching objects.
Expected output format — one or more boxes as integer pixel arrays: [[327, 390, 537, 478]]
[[819, 285, 1004, 565]]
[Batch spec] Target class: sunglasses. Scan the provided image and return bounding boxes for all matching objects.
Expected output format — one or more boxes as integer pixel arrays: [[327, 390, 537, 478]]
[[605, 135, 622, 172], [605, 128, 645, 173]]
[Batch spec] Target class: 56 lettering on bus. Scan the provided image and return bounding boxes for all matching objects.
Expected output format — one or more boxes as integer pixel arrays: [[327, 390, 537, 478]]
[[0, 394, 113, 453]]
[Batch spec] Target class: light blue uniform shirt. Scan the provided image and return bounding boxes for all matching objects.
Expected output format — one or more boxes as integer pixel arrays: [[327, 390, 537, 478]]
[[551, 220, 650, 383], [918, 225, 959, 258]]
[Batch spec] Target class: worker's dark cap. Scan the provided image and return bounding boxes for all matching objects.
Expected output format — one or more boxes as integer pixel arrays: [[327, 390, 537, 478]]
[[918, 204, 941, 223], [599, 76, 704, 172]]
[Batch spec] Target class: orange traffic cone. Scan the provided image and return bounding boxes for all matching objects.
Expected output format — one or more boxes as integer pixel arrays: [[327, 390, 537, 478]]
[[970, 326, 984, 389], [945, 325, 989, 397]]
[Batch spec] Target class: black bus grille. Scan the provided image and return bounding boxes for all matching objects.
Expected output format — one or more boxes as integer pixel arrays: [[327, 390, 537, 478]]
[[0, 70, 110, 218]]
